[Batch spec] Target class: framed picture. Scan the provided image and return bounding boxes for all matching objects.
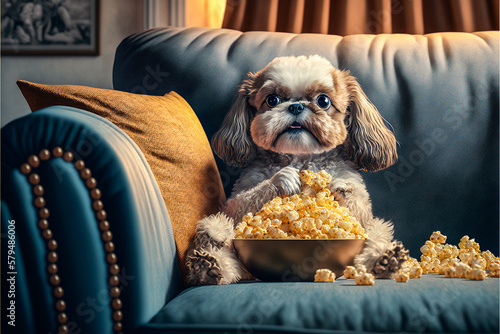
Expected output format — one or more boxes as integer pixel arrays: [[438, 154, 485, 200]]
[[1, 0, 99, 55]]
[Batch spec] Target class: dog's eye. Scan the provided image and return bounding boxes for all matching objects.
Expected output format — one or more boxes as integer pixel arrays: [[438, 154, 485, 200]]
[[316, 95, 331, 109], [266, 95, 281, 108]]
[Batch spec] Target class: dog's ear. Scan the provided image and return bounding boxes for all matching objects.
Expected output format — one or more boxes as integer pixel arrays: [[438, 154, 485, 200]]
[[342, 74, 398, 171], [211, 80, 257, 167]]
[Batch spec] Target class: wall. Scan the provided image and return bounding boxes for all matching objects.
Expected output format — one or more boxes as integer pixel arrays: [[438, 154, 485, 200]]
[[1, 0, 144, 126]]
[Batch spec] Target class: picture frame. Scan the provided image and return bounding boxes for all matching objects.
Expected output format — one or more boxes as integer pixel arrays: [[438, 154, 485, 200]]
[[1, 0, 99, 55]]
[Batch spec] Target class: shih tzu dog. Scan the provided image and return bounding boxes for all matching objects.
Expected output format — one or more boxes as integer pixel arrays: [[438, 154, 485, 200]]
[[186, 55, 408, 285]]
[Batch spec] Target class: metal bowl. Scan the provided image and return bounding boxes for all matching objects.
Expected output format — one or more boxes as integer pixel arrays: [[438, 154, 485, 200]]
[[233, 239, 366, 282]]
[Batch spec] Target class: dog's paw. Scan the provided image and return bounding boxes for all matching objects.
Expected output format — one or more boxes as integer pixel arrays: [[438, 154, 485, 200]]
[[186, 249, 223, 285], [371, 241, 409, 279], [329, 180, 355, 203], [271, 166, 301, 196]]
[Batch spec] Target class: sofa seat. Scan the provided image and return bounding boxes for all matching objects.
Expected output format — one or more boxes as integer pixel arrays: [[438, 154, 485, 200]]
[[143, 274, 499, 334]]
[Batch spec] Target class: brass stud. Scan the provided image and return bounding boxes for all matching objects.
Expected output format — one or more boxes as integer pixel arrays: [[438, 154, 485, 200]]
[[28, 155, 40, 168], [49, 274, 61, 285], [58, 326, 69, 334], [109, 287, 120, 298], [109, 264, 120, 275], [47, 264, 58, 275], [47, 251, 58, 263], [92, 200, 103, 211], [112, 310, 123, 321], [20, 163, 32, 174], [109, 275, 120, 286], [99, 220, 110, 231], [90, 188, 101, 200], [80, 168, 91, 180], [47, 239, 58, 250], [102, 231, 113, 242], [53, 286, 64, 298], [55, 300, 66, 311], [96, 210, 107, 221], [86, 177, 97, 189], [104, 242, 115, 253], [34, 197, 45, 208], [39, 208, 50, 219], [106, 253, 117, 264], [58, 324, 69, 334], [111, 298, 123, 310], [33, 185, 44, 196], [74, 160, 85, 171], [38, 219, 49, 230], [39, 149, 51, 161], [29, 173, 40, 185], [57, 312, 68, 324], [113, 322, 123, 332], [42, 229, 53, 240], [52, 147, 63, 158], [62, 152, 73, 162]]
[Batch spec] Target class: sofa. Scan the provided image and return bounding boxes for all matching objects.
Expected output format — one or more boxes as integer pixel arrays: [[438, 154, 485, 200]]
[[2, 26, 498, 334]]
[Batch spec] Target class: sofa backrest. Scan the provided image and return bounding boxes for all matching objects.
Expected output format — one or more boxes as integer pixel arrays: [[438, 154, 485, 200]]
[[113, 27, 499, 257]]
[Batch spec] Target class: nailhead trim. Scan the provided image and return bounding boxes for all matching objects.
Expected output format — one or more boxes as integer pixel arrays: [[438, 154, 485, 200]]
[[20, 147, 124, 333]]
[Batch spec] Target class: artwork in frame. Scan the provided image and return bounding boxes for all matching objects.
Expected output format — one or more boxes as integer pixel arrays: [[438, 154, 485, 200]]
[[1, 0, 99, 55]]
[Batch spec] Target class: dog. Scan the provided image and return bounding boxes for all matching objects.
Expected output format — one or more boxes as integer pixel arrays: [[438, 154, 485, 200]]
[[186, 55, 408, 285]]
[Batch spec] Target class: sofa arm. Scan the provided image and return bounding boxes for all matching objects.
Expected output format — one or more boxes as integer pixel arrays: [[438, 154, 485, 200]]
[[1, 106, 183, 334]]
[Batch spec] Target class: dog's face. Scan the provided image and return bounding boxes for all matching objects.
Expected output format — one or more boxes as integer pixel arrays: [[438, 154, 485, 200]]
[[247, 56, 349, 155], [212, 55, 397, 171]]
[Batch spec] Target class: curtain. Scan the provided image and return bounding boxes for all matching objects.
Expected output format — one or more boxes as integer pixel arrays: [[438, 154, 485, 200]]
[[222, 0, 499, 35]]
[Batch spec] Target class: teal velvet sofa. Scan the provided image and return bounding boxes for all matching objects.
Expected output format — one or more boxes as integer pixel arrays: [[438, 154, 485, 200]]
[[2, 27, 499, 334]]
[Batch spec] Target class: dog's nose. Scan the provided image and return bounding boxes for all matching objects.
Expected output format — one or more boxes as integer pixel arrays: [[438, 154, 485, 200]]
[[288, 103, 304, 115]]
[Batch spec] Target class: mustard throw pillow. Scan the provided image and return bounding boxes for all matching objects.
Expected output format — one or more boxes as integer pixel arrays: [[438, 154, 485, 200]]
[[17, 80, 225, 282]]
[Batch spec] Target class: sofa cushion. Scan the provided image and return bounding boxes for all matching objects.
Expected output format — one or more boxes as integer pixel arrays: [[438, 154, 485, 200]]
[[16, 80, 226, 281], [144, 274, 499, 333]]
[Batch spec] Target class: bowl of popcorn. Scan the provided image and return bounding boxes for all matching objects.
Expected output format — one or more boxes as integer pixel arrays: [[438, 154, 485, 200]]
[[233, 170, 367, 282]]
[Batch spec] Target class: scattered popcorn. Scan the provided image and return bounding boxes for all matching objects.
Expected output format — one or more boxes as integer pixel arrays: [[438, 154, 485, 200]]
[[314, 269, 336, 282], [459, 236, 480, 253], [395, 270, 410, 283], [444, 266, 456, 278], [355, 270, 374, 285], [454, 263, 471, 278], [489, 262, 500, 277], [343, 266, 357, 279], [417, 231, 500, 281], [234, 170, 368, 240], [409, 266, 423, 279], [430, 231, 447, 244]]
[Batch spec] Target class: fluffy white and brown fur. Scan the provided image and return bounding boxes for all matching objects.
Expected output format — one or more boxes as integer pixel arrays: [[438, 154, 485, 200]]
[[186, 55, 407, 285]]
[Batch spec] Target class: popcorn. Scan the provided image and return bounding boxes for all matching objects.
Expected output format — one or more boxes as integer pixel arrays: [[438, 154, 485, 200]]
[[234, 170, 367, 240], [343, 266, 357, 279], [430, 231, 447, 244], [459, 236, 480, 253], [418, 231, 500, 281], [444, 266, 456, 278], [314, 269, 336, 282], [454, 263, 471, 278], [409, 266, 423, 279], [355, 269, 375, 285], [395, 270, 410, 283], [489, 262, 500, 277]]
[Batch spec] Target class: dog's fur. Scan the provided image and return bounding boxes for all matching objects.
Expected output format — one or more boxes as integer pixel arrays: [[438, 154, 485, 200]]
[[186, 55, 407, 285]]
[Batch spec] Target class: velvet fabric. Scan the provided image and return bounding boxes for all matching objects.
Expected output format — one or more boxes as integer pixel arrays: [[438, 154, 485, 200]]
[[145, 274, 499, 333], [1, 107, 183, 333]]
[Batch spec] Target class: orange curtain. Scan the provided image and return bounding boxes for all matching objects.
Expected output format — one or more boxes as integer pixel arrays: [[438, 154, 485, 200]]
[[222, 0, 499, 35]]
